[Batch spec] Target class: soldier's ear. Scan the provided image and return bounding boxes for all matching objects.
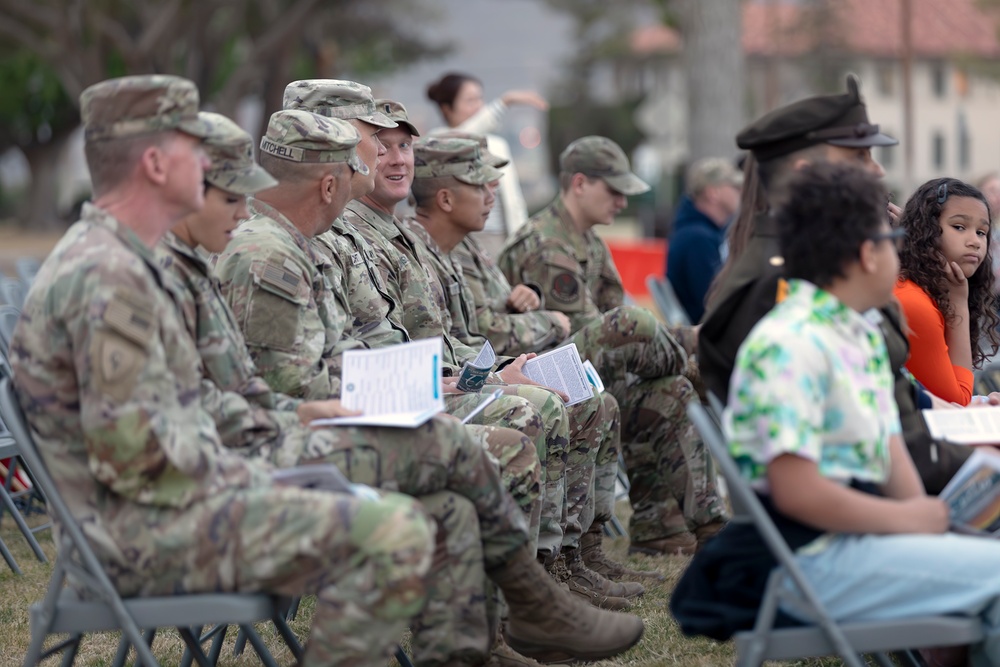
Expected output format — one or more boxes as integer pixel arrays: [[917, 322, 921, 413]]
[[140, 144, 168, 187], [570, 172, 589, 194], [436, 186, 454, 213], [319, 170, 338, 205]]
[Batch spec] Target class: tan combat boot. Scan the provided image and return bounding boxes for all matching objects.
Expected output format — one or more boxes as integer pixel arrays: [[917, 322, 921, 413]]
[[563, 548, 645, 600], [628, 531, 698, 556], [489, 631, 545, 667], [542, 550, 630, 611], [488, 545, 645, 663], [580, 525, 665, 582]]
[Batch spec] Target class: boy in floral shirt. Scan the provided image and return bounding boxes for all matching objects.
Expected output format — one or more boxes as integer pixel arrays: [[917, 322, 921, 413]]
[[721, 162, 1000, 663]]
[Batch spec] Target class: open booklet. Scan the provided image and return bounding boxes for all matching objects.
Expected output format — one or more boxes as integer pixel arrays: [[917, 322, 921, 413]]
[[522, 343, 595, 406], [311, 337, 444, 428], [922, 406, 1000, 445], [939, 449, 1000, 535], [456, 339, 496, 393]]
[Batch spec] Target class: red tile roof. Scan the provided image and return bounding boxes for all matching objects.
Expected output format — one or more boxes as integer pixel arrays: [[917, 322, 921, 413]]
[[631, 0, 1000, 60]]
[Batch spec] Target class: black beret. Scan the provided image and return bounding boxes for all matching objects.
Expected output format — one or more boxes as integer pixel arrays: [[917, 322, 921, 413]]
[[737, 74, 898, 162]]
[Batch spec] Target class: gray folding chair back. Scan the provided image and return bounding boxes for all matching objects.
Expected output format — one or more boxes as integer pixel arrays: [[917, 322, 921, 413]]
[[0, 278, 25, 310], [0, 378, 300, 667], [0, 304, 21, 356], [646, 275, 691, 326], [15, 258, 40, 286], [685, 400, 984, 667]]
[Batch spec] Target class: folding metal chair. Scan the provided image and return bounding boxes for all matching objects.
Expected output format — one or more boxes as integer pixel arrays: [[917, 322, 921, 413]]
[[645, 275, 691, 326], [685, 399, 984, 667], [0, 304, 20, 354], [0, 378, 301, 667], [0, 278, 25, 310], [15, 258, 40, 286]]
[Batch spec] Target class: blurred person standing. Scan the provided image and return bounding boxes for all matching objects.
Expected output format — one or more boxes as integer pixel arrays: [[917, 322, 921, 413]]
[[427, 72, 548, 255], [666, 158, 744, 323], [976, 172, 1000, 291]]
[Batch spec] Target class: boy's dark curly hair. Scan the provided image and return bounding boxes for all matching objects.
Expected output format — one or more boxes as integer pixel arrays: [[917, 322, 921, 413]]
[[776, 162, 887, 289], [897, 177, 1000, 367]]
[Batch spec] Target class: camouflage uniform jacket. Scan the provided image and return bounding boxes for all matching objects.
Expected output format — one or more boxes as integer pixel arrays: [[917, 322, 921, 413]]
[[10, 203, 271, 566], [453, 235, 566, 356], [213, 199, 364, 400], [156, 232, 303, 449], [313, 215, 409, 350], [498, 198, 624, 334], [345, 201, 481, 369], [402, 218, 509, 359]]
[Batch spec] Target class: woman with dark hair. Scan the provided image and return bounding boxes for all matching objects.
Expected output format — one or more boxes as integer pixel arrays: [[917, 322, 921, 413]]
[[426, 72, 547, 252], [894, 177, 1000, 405]]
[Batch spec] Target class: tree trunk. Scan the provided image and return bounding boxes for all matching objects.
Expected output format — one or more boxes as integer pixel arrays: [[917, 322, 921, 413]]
[[19, 132, 73, 231], [678, 0, 745, 162]]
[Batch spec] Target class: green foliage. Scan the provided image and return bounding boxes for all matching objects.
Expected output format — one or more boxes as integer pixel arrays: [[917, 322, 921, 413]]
[[0, 50, 77, 150]]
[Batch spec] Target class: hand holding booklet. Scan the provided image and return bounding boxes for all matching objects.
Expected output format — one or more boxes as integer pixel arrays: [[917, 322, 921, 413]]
[[922, 406, 1000, 445], [521, 343, 595, 406], [311, 337, 444, 428]]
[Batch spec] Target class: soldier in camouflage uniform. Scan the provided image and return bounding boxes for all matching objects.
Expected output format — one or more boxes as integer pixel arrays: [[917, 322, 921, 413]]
[[155, 113, 544, 666], [210, 108, 645, 665], [282, 82, 642, 609], [9, 75, 435, 667], [498, 136, 729, 556]]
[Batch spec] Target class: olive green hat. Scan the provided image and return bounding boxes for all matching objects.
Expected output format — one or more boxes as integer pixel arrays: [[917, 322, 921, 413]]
[[260, 110, 368, 175], [559, 136, 650, 196], [413, 137, 503, 185], [199, 112, 278, 195]]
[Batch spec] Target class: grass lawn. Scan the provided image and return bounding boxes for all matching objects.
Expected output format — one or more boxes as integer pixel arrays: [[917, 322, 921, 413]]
[[0, 507, 849, 667]]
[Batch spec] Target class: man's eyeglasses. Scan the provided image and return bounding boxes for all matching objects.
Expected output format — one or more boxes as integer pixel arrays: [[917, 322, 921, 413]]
[[869, 227, 907, 251]]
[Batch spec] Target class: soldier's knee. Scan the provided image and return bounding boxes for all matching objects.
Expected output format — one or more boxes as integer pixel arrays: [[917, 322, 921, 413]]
[[355, 492, 436, 575]]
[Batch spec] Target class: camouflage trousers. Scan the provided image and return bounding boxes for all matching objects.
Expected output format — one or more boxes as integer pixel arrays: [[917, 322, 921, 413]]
[[105, 485, 434, 667], [570, 305, 727, 540], [413, 491, 498, 667], [254, 414, 530, 567], [449, 383, 608, 552], [610, 374, 727, 540], [564, 391, 619, 544]]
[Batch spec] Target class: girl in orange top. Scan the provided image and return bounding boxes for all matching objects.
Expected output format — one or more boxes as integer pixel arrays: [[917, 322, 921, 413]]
[[894, 178, 1000, 405]]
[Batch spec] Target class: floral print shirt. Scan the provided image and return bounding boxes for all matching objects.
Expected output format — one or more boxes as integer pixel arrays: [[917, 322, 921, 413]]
[[725, 279, 898, 494]]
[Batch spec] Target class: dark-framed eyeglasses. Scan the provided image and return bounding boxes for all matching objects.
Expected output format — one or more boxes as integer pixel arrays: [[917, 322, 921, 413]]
[[869, 227, 907, 251]]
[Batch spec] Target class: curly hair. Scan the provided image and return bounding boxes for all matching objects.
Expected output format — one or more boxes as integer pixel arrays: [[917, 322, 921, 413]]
[[775, 162, 887, 288], [897, 177, 1000, 367]]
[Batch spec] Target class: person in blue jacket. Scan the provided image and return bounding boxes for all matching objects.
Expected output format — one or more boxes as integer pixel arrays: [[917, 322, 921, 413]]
[[666, 158, 743, 322]]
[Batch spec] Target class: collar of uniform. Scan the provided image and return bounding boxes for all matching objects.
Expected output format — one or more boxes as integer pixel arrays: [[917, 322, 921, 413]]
[[552, 197, 592, 261], [82, 202, 163, 274], [162, 230, 211, 277], [247, 197, 312, 255], [347, 200, 404, 241], [404, 216, 443, 255]]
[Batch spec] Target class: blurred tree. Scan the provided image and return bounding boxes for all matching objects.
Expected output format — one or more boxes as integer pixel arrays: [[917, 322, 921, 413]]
[[0, 0, 447, 227], [667, 0, 744, 161]]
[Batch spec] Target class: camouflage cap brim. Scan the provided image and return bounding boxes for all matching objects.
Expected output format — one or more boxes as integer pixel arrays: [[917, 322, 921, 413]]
[[348, 151, 370, 176], [483, 150, 509, 169], [176, 114, 214, 139], [206, 163, 279, 195], [453, 162, 504, 185], [356, 110, 398, 129], [602, 172, 651, 196]]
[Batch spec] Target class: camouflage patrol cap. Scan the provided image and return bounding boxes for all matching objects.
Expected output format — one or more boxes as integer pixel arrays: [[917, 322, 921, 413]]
[[432, 129, 509, 168], [560, 136, 650, 196], [259, 110, 368, 175], [413, 137, 503, 185], [283, 80, 397, 128], [80, 75, 212, 142], [200, 112, 278, 195], [737, 74, 898, 162], [374, 98, 420, 137]]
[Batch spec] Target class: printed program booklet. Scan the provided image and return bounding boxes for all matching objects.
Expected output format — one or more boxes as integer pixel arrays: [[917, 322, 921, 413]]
[[922, 406, 1000, 445], [456, 339, 496, 393], [311, 337, 444, 428], [939, 449, 1000, 535], [522, 343, 595, 406]]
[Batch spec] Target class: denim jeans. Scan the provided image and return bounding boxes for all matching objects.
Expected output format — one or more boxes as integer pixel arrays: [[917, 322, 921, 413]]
[[779, 532, 1000, 666]]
